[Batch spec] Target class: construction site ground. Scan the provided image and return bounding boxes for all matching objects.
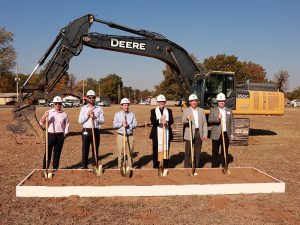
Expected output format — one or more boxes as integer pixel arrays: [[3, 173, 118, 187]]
[[1, 106, 300, 224]]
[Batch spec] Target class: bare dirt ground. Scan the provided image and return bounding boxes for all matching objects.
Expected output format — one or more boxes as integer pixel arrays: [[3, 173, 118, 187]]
[[1, 105, 300, 224], [24, 168, 276, 186]]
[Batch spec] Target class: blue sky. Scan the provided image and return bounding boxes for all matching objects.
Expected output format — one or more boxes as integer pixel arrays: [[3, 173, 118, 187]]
[[1, 0, 299, 91]]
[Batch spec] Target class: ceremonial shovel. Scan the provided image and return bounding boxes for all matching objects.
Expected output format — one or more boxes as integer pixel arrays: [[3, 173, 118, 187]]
[[91, 117, 104, 176], [159, 124, 168, 177], [220, 117, 230, 175], [120, 113, 131, 177], [43, 117, 53, 179], [189, 119, 197, 176]]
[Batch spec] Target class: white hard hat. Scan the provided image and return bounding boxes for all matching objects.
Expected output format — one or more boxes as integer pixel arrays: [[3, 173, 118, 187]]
[[188, 94, 198, 101], [120, 98, 130, 104], [86, 90, 96, 96], [53, 96, 62, 103], [156, 94, 166, 102], [216, 93, 226, 101]]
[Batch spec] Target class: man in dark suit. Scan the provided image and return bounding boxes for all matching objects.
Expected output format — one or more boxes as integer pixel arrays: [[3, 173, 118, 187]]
[[149, 94, 174, 169], [208, 93, 235, 168], [182, 94, 208, 168]]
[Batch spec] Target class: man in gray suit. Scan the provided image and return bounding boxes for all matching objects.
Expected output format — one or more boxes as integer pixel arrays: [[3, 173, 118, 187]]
[[208, 93, 235, 168], [182, 94, 208, 168]]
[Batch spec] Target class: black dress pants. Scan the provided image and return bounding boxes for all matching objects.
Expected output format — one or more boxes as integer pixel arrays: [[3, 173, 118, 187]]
[[184, 129, 202, 168], [212, 132, 229, 168], [82, 128, 100, 169], [43, 133, 65, 169]]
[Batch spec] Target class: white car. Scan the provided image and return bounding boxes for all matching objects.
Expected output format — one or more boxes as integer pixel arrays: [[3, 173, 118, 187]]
[[139, 100, 149, 105], [73, 102, 80, 107], [290, 99, 300, 107], [62, 101, 73, 108]]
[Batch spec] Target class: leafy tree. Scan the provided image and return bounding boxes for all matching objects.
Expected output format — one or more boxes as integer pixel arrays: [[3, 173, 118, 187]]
[[0, 73, 14, 92], [0, 27, 16, 92], [154, 65, 182, 100], [202, 54, 266, 83], [202, 54, 241, 74], [138, 89, 153, 100], [286, 86, 300, 100], [75, 77, 98, 95], [122, 86, 133, 100], [273, 70, 289, 92], [239, 61, 266, 83], [98, 74, 123, 103], [0, 27, 16, 73], [86, 77, 97, 91]]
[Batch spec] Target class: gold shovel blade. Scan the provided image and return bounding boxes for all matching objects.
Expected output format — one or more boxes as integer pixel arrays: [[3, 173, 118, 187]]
[[43, 170, 53, 179], [93, 165, 103, 176], [120, 166, 131, 177], [162, 169, 168, 177], [222, 167, 231, 175], [158, 166, 163, 176], [190, 167, 198, 176], [120, 167, 126, 177]]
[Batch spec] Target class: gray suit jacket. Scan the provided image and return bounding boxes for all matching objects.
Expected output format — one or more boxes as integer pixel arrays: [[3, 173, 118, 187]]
[[182, 107, 208, 141], [208, 107, 234, 140]]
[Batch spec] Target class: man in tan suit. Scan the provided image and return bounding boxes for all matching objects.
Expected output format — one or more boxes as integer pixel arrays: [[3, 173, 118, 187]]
[[208, 93, 234, 168], [182, 94, 208, 168]]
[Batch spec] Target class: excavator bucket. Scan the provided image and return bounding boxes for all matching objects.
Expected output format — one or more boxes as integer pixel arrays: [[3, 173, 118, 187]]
[[7, 100, 44, 144]]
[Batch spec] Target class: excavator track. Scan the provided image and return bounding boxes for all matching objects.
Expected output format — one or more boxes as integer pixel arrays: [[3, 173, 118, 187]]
[[230, 118, 250, 146], [171, 117, 250, 146]]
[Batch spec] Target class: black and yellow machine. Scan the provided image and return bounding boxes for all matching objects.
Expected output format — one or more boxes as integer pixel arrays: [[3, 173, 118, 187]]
[[7, 14, 284, 145], [184, 71, 284, 145]]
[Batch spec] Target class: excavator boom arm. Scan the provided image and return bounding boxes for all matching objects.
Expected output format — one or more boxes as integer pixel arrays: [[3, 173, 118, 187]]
[[83, 33, 199, 92], [9, 14, 201, 143]]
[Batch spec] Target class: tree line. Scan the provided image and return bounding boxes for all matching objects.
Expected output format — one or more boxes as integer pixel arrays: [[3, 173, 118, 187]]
[[1, 27, 298, 100]]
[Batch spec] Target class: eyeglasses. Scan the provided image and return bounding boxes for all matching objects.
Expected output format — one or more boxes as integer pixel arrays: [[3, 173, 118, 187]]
[[54, 102, 62, 105], [88, 97, 95, 100]]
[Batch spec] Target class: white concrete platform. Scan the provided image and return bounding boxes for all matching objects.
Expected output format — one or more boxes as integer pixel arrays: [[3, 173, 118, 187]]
[[16, 167, 285, 197]]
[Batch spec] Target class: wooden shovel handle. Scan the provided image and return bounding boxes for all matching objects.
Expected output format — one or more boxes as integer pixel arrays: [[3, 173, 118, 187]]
[[189, 119, 194, 167], [123, 112, 127, 167], [45, 117, 49, 172], [220, 117, 228, 167], [91, 117, 98, 167]]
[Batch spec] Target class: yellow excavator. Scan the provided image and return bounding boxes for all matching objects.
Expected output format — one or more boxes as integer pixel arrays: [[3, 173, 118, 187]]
[[7, 14, 284, 146], [189, 71, 284, 145]]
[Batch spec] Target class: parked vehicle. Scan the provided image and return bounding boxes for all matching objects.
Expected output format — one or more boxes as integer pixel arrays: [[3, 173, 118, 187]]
[[98, 100, 110, 107], [138, 100, 148, 105], [62, 101, 73, 108], [73, 102, 80, 107], [290, 99, 300, 107]]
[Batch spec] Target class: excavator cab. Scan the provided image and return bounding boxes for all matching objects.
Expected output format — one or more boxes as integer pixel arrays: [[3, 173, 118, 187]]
[[194, 71, 236, 110]]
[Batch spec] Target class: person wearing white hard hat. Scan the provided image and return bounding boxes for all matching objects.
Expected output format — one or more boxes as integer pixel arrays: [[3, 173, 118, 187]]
[[78, 90, 105, 169], [208, 92, 235, 168], [113, 98, 137, 169], [150, 94, 174, 169], [182, 93, 208, 168], [39, 96, 69, 170]]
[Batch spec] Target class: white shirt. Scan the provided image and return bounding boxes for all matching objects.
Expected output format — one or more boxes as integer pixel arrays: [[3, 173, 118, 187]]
[[113, 111, 137, 135], [78, 104, 105, 128], [192, 108, 199, 128], [40, 108, 69, 135], [218, 107, 227, 132]]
